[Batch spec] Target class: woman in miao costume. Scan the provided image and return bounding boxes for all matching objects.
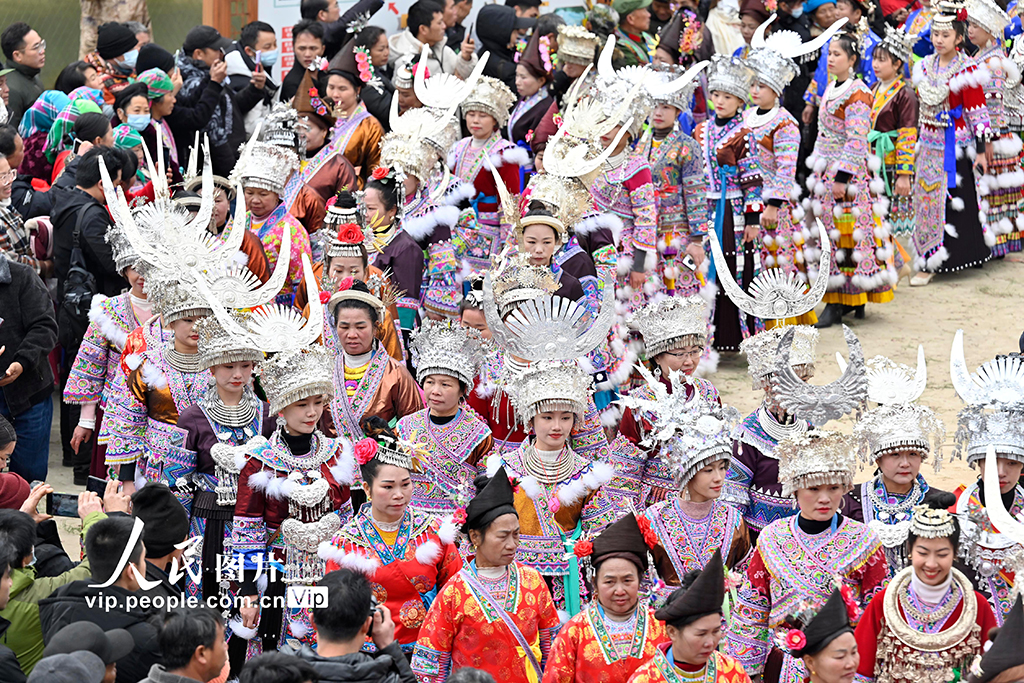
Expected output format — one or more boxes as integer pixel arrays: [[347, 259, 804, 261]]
[[545, 512, 669, 683], [966, 596, 1024, 683], [619, 374, 750, 599], [633, 62, 709, 299], [488, 356, 622, 615], [708, 222, 830, 540], [324, 279, 421, 446], [411, 467, 562, 683], [63, 216, 152, 479], [745, 16, 843, 328], [909, 0, 994, 285], [772, 589, 862, 683], [804, 28, 896, 329], [853, 500, 996, 683], [867, 25, 920, 248], [320, 417, 463, 655], [626, 550, 753, 683], [848, 348, 948, 578], [325, 39, 385, 187], [948, 336, 1024, 624], [396, 319, 492, 516], [617, 295, 720, 506], [725, 338, 886, 683], [966, 0, 1021, 257], [231, 331, 356, 659]]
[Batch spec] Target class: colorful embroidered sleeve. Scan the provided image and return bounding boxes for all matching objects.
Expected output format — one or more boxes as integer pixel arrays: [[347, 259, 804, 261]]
[[766, 118, 800, 203], [852, 545, 888, 609], [580, 486, 628, 538], [423, 239, 460, 316], [533, 569, 562, 669], [959, 63, 993, 141], [724, 548, 773, 675], [232, 459, 269, 571], [679, 135, 709, 237], [837, 92, 872, 177], [592, 243, 618, 286], [411, 581, 459, 683], [623, 166, 658, 258], [104, 368, 149, 465], [605, 434, 645, 506], [63, 321, 111, 405], [722, 443, 753, 513], [569, 395, 611, 462]]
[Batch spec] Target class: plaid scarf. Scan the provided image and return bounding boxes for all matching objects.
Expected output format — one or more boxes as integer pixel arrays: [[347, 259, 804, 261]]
[[0, 206, 38, 273]]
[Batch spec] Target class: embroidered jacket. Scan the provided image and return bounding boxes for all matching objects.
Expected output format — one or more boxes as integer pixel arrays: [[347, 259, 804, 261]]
[[251, 207, 313, 305], [627, 646, 753, 683], [329, 102, 383, 188], [323, 504, 462, 651], [543, 602, 669, 683], [411, 561, 561, 683], [590, 152, 658, 269]]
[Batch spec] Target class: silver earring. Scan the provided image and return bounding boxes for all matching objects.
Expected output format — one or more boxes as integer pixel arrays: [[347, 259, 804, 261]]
[[276, 415, 286, 428]]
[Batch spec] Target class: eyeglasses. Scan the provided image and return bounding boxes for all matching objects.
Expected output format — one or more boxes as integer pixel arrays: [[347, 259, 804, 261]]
[[663, 349, 703, 359], [29, 39, 45, 52], [0, 170, 16, 182]]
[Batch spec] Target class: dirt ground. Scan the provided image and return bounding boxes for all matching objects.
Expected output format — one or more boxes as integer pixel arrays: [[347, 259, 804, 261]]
[[709, 249, 1024, 491]]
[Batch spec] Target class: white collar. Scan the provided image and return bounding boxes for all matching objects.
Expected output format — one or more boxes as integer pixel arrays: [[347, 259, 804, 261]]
[[745, 105, 780, 129], [910, 567, 954, 604]]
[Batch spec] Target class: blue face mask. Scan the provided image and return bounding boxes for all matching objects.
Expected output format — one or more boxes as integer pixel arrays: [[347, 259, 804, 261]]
[[260, 49, 279, 68], [791, 4, 804, 18], [121, 49, 139, 70], [126, 113, 151, 131]]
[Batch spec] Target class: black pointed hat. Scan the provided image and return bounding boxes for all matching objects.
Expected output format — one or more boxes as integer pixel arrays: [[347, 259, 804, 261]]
[[463, 467, 518, 533], [591, 512, 650, 572], [792, 589, 853, 657], [970, 595, 1024, 683], [655, 549, 724, 626]]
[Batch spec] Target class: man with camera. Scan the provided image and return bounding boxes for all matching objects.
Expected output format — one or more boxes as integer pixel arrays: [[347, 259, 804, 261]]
[[283, 568, 416, 683]]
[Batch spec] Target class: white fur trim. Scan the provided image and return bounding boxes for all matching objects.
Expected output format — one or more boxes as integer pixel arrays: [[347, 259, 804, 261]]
[[520, 475, 543, 500], [140, 360, 167, 390], [288, 620, 309, 638], [485, 453, 502, 478], [501, 146, 530, 166], [124, 353, 143, 371], [415, 540, 442, 564], [573, 213, 623, 238], [228, 618, 257, 640], [437, 518, 458, 544]]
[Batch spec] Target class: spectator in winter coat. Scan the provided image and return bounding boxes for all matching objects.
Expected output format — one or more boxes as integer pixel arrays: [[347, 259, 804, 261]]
[[1, 23, 45, 128], [476, 4, 536, 91], [136, 608, 227, 683], [302, 0, 385, 62], [225, 21, 281, 137], [171, 26, 267, 177], [0, 549, 27, 682], [0, 257, 57, 483], [38, 516, 163, 683], [388, 0, 479, 80]]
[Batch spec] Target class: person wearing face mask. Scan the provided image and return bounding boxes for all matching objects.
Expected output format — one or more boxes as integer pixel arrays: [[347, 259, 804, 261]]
[[849, 353, 948, 578], [396, 320, 492, 516], [853, 500, 996, 683], [618, 297, 721, 506], [476, 3, 537, 91], [722, 325, 819, 543], [545, 512, 669, 683], [627, 551, 752, 683], [135, 69, 181, 181], [84, 22, 140, 106], [321, 417, 463, 656], [624, 383, 750, 603], [725, 430, 886, 683], [225, 21, 281, 137]]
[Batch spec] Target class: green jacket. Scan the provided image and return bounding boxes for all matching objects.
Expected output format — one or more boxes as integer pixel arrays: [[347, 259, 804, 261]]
[[0, 511, 106, 675]]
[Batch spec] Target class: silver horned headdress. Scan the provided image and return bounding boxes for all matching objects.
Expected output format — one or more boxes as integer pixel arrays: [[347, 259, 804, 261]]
[[740, 325, 819, 390], [776, 429, 857, 497], [748, 15, 848, 95], [837, 345, 927, 406], [711, 218, 832, 322], [774, 325, 868, 427], [617, 364, 740, 488], [413, 45, 489, 155]]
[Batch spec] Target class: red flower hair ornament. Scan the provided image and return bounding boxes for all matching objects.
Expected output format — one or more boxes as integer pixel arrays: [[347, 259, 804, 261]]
[[635, 514, 658, 549], [371, 166, 389, 180], [354, 438, 378, 465], [573, 540, 593, 559]]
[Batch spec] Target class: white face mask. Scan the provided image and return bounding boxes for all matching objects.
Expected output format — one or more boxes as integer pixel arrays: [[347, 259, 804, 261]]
[[790, 4, 805, 18]]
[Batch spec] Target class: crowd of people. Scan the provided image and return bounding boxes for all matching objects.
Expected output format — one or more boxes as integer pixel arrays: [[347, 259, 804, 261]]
[[1, 0, 1024, 681]]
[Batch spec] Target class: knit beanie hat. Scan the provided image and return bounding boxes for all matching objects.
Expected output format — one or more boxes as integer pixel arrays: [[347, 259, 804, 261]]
[[137, 42, 176, 75], [0, 473, 30, 510], [97, 22, 138, 60], [131, 483, 189, 558]]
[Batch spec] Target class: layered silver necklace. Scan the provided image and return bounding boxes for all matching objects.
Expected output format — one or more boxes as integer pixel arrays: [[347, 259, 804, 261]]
[[166, 347, 202, 374], [200, 385, 260, 429]]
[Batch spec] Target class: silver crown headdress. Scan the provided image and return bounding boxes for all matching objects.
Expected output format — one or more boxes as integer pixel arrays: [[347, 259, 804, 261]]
[[633, 295, 708, 357], [235, 140, 299, 196], [507, 359, 593, 425], [909, 503, 957, 539], [194, 311, 265, 371], [145, 279, 212, 324], [740, 325, 819, 390], [711, 218, 832, 322], [776, 429, 857, 497], [259, 344, 335, 414], [414, 45, 489, 155], [879, 23, 919, 66], [748, 15, 848, 95], [262, 102, 305, 156], [774, 325, 868, 427], [950, 331, 1024, 464], [617, 364, 741, 487], [853, 402, 945, 466], [933, 0, 967, 30], [557, 24, 600, 66], [361, 431, 425, 472], [707, 53, 754, 102], [965, 0, 1009, 37], [324, 198, 390, 259], [482, 252, 616, 362], [461, 75, 517, 128], [410, 319, 487, 386]]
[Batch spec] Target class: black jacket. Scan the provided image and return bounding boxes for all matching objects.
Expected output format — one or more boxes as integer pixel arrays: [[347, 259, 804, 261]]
[[321, 0, 386, 62], [286, 642, 416, 683], [50, 186, 127, 301], [38, 581, 162, 683], [0, 258, 57, 414], [0, 618, 26, 683], [360, 70, 394, 133]]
